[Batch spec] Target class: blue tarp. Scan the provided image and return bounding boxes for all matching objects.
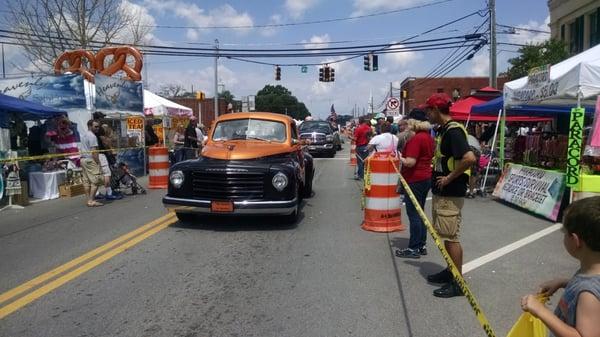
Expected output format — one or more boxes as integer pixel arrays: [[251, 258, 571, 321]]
[[0, 93, 66, 128], [471, 96, 595, 116]]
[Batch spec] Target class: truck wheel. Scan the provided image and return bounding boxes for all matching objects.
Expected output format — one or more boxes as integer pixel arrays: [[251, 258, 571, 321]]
[[328, 150, 335, 158], [175, 212, 195, 223], [302, 171, 313, 198]]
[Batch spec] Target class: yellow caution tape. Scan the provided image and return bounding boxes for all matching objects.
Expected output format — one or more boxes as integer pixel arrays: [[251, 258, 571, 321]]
[[0, 146, 149, 164], [389, 157, 498, 337]]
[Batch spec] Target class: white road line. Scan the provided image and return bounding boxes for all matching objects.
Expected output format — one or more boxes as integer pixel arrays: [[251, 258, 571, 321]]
[[463, 223, 563, 274]]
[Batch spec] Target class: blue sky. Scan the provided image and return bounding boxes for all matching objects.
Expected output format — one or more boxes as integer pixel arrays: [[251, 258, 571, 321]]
[[2, 0, 551, 119]]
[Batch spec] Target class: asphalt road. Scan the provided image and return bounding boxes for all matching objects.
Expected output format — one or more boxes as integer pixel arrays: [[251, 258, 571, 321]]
[[0, 148, 575, 337]]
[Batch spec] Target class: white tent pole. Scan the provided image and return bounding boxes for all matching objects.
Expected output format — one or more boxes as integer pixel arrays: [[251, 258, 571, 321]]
[[481, 108, 502, 193], [465, 114, 471, 129]]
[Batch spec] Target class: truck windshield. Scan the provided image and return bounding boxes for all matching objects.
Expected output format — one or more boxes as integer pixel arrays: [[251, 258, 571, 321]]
[[299, 122, 331, 134], [212, 119, 287, 143]]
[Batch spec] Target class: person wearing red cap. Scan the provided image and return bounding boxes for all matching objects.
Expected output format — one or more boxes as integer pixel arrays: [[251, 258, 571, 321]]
[[424, 92, 477, 298]]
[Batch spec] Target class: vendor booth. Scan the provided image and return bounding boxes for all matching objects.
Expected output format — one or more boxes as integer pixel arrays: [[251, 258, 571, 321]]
[[481, 44, 600, 220], [0, 94, 70, 204]]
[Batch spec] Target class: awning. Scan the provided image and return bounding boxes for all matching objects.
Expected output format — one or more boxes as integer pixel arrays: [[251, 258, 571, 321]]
[[143, 90, 193, 117], [0, 93, 67, 128]]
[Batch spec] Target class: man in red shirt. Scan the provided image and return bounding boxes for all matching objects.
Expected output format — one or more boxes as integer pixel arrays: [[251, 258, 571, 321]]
[[352, 117, 372, 180]]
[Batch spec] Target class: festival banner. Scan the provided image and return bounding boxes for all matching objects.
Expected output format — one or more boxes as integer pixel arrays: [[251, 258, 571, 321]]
[[0, 74, 86, 109], [95, 74, 143, 114], [493, 164, 566, 221], [566, 107, 585, 187]]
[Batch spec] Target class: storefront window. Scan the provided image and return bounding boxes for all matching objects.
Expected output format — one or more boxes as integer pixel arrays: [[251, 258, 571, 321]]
[[590, 8, 600, 48], [569, 15, 584, 54]]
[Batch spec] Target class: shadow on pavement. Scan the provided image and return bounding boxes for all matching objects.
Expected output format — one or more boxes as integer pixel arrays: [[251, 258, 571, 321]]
[[403, 260, 447, 282]]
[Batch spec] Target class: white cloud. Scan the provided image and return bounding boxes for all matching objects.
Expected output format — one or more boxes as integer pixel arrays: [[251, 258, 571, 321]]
[[384, 44, 421, 69], [507, 16, 550, 45], [470, 51, 489, 76], [144, 0, 254, 41], [285, 0, 319, 19], [301, 34, 331, 51], [352, 0, 426, 15], [261, 14, 283, 37]]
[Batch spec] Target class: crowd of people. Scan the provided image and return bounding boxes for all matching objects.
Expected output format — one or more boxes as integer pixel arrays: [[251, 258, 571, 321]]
[[347, 92, 600, 337]]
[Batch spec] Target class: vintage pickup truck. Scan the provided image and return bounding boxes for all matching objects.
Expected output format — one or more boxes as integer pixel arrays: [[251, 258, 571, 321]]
[[163, 112, 314, 224]]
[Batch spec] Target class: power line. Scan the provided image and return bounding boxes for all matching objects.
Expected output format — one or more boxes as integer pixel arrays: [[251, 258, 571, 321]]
[[0, 0, 454, 30], [496, 23, 550, 34]]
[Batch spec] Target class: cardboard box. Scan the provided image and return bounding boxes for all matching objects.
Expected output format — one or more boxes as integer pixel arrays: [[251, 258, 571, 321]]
[[59, 183, 85, 198]]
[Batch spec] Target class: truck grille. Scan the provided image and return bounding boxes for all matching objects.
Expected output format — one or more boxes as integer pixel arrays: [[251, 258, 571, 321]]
[[190, 171, 265, 200], [300, 133, 326, 143]]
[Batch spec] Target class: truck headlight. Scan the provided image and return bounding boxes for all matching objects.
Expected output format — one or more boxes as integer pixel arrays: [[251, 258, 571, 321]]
[[272, 172, 288, 191], [326, 135, 333, 141], [170, 170, 184, 188]]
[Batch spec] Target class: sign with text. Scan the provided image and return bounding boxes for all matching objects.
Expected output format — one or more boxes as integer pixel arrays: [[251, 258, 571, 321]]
[[507, 64, 559, 104], [95, 74, 143, 114], [126, 116, 144, 131], [0, 74, 86, 109], [493, 164, 565, 221], [566, 107, 585, 187]]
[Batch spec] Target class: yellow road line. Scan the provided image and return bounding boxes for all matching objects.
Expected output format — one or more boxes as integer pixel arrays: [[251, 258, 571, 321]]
[[0, 213, 175, 305], [0, 216, 177, 319]]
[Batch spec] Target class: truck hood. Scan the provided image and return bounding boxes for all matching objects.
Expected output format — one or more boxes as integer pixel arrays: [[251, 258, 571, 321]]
[[202, 140, 291, 160]]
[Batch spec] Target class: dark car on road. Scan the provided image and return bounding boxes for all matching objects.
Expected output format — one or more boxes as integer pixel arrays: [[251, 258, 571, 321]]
[[298, 121, 341, 157], [163, 112, 314, 224]]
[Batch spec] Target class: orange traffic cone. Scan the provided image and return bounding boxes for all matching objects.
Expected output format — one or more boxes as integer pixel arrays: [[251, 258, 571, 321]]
[[148, 146, 169, 189], [362, 152, 404, 232]]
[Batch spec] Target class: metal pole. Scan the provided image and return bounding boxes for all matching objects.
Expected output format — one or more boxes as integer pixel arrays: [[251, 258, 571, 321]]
[[214, 39, 219, 122], [1, 43, 5, 78], [489, 0, 497, 88], [481, 108, 502, 192]]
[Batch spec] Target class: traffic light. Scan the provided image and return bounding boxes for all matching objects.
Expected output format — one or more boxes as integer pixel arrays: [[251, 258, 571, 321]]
[[372, 55, 378, 71], [401, 89, 408, 99], [363, 55, 370, 71], [330, 67, 335, 82], [324, 66, 330, 82], [275, 66, 281, 81], [195, 91, 205, 100], [319, 67, 324, 82]]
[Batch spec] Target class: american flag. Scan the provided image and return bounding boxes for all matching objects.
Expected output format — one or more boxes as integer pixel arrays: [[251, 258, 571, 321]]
[[329, 104, 337, 120]]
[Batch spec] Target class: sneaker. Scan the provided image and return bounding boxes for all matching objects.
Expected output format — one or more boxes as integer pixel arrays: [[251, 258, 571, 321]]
[[418, 247, 428, 256], [395, 248, 420, 259], [427, 269, 452, 284], [433, 281, 464, 298], [95, 193, 105, 200]]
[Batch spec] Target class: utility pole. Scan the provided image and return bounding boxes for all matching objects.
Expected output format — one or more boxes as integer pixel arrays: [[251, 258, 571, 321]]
[[389, 82, 393, 99], [1, 43, 5, 79], [214, 39, 219, 121], [489, 0, 497, 88]]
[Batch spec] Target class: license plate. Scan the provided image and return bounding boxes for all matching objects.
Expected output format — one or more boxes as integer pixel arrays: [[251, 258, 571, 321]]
[[309, 146, 316, 150], [211, 201, 234, 213]]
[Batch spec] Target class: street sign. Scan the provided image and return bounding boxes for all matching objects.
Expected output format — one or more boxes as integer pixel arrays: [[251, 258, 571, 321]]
[[386, 97, 400, 111]]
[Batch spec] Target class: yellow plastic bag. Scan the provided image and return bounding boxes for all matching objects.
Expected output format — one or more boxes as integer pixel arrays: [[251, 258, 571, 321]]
[[506, 296, 549, 337]]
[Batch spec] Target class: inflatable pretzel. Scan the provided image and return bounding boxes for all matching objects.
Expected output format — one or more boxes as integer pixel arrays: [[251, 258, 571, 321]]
[[53, 50, 96, 82], [94, 46, 143, 81]]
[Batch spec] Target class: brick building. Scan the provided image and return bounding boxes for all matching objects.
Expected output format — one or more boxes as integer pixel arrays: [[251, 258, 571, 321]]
[[169, 97, 229, 128], [399, 77, 508, 113]]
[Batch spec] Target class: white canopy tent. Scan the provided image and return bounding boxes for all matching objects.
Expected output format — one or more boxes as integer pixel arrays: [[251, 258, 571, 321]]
[[143, 90, 192, 117], [504, 44, 600, 108]]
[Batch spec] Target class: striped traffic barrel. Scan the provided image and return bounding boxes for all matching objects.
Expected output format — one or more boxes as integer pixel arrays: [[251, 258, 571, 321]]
[[362, 152, 404, 232], [349, 140, 357, 166], [148, 147, 169, 189]]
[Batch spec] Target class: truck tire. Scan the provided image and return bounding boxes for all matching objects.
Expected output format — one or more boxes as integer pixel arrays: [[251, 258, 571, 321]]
[[175, 212, 195, 223]]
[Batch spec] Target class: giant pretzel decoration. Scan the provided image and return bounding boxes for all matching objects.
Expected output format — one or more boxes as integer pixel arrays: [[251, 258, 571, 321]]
[[53, 49, 96, 82], [53, 46, 143, 83]]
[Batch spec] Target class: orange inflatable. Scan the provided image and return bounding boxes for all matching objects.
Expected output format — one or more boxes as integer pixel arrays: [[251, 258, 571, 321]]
[[94, 46, 143, 81], [53, 49, 96, 82]]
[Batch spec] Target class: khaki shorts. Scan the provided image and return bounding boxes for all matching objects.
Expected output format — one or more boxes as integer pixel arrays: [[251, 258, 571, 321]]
[[81, 158, 104, 187], [432, 195, 464, 242], [98, 154, 111, 177]]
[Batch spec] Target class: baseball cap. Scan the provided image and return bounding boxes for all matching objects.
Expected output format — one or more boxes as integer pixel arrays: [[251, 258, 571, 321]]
[[425, 93, 452, 110], [375, 112, 385, 120], [407, 109, 428, 121]]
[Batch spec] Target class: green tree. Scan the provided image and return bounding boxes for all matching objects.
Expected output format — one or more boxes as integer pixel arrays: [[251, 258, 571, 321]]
[[218, 90, 235, 105], [504, 39, 569, 80], [255, 85, 311, 120]]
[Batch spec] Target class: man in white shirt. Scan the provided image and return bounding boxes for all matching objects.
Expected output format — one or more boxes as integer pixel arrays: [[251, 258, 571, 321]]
[[368, 122, 399, 154], [80, 120, 105, 207]]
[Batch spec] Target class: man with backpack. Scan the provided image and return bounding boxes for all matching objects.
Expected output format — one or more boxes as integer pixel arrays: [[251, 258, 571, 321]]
[[424, 93, 477, 298]]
